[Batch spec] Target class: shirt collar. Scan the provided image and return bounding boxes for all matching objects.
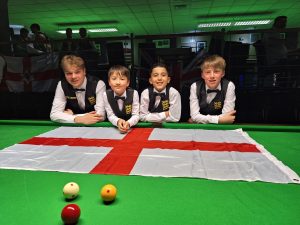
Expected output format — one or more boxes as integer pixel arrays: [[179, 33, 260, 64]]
[[154, 88, 166, 94], [205, 83, 221, 92], [114, 91, 127, 98]]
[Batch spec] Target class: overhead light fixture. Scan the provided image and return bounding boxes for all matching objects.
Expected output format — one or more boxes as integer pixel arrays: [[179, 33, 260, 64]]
[[88, 28, 118, 32], [234, 20, 271, 26], [57, 30, 79, 34], [57, 28, 118, 34], [9, 24, 24, 29], [198, 20, 271, 28], [198, 22, 231, 28]]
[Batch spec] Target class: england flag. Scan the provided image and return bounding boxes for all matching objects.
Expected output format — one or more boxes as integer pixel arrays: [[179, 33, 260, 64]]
[[0, 127, 299, 184], [1, 53, 59, 92]]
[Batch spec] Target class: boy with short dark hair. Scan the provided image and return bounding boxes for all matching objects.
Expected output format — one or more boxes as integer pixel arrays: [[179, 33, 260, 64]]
[[103, 65, 139, 133], [140, 63, 181, 123], [189, 55, 236, 124]]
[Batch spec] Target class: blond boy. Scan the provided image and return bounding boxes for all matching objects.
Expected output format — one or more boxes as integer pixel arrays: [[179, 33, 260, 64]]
[[189, 55, 236, 124], [50, 55, 106, 124]]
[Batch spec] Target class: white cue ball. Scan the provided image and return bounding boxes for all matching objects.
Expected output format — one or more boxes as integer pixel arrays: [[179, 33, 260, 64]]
[[63, 182, 80, 200]]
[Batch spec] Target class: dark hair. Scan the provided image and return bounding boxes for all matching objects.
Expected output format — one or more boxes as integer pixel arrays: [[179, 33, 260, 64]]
[[274, 16, 287, 23], [273, 16, 287, 28], [108, 65, 130, 80], [20, 28, 29, 35], [149, 63, 169, 75], [30, 23, 40, 31], [79, 28, 87, 37]]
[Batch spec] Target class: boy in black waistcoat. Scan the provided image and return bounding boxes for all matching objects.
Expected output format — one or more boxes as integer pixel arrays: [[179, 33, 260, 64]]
[[189, 55, 236, 124], [103, 65, 139, 133], [140, 63, 181, 123], [50, 55, 106, 124]]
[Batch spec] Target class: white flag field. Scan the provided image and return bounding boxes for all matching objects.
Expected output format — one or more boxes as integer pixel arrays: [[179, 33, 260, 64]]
[[0, 127, 299, 184], [1, 53, 59, 92]]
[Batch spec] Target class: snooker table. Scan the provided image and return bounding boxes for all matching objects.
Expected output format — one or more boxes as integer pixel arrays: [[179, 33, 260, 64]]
[[0, 120, 299, 225]]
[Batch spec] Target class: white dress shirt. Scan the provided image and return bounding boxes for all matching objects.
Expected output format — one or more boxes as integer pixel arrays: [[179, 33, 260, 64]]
[[189, 81, 235, 124], [140, 87, 181, 123], [50, 77, 106, 123], [103, 89, 140, 127]]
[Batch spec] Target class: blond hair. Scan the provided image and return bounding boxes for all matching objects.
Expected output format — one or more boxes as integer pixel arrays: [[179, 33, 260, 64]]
[[200, 55, 226, 71], [61, 55, 85, 71]]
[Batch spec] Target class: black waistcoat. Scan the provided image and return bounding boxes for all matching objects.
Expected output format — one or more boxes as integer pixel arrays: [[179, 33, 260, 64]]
[[196, 79, 229, 115], [61, 76, 98, 114], [106, 88, 134, 121], [148, 86, 170, 113]]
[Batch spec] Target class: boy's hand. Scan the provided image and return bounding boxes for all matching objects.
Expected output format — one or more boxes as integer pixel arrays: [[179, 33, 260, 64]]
[[187, 118, 193, 123], [74, 111, 103, 125], [165, 111, 170, 118], [117, 119, 130, 133], [218, 110, 236, 124], [64, 109, 74, 115]]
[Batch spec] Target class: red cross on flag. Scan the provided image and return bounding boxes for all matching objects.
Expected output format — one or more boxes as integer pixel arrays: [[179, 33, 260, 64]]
[[1, 53, 59, 92], [0, 127, 299, 184]]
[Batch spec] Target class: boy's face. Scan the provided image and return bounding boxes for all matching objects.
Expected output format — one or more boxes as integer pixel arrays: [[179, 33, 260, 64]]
[[109, 72, 129, 96], [201, 67, 225, 89], [64, 64, 86, 88], [149, 67, 170, 92]]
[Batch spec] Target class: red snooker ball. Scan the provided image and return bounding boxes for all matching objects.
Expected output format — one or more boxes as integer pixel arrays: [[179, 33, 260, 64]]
[[61, 204, 81, 224]]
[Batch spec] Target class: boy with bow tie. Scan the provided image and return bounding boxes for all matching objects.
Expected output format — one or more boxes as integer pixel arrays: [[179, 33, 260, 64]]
[[50, 55, 106, 124], [189, 55, 236, 124], [103, 65, 139, 133], [140, 63, 181, 123]]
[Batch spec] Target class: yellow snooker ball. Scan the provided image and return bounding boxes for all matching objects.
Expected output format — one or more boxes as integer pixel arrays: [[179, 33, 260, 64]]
[[100, 184, 117, 202], [63, 182, 80, 200]]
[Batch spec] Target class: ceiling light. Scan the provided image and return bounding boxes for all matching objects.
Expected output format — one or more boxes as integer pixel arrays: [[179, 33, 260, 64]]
[[57, 28, 118, 34], [9, 24, 24, 29], [234, 20, 271, 26], [88, 28, 118, 32], [57, 30, 79, 34], [198, 22, 231, 28]]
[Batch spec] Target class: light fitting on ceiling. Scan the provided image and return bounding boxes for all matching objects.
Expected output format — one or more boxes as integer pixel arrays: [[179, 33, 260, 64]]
[[234, 20, 271, 26], [88, 28, 118, 32], [57, 28, 118, 34], [57, 30, 79, 34], [9, 24, 24, 29], [198, 20, 272, 28], [198, 22, 231, 28]]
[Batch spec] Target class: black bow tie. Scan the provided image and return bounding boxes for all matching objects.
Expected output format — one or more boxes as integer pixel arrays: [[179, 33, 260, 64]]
[[154, 92, 165, 98], [115, 96, 126, 101], [74, 88, 85, 92], [207, 89, 220, 94]]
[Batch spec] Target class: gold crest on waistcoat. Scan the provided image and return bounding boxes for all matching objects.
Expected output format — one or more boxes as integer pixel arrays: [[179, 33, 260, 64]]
[[88, 96, 96, 105], [125, 104, 132, 115], [214, 101, 222, 110], [161, 100, 170, 111]]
